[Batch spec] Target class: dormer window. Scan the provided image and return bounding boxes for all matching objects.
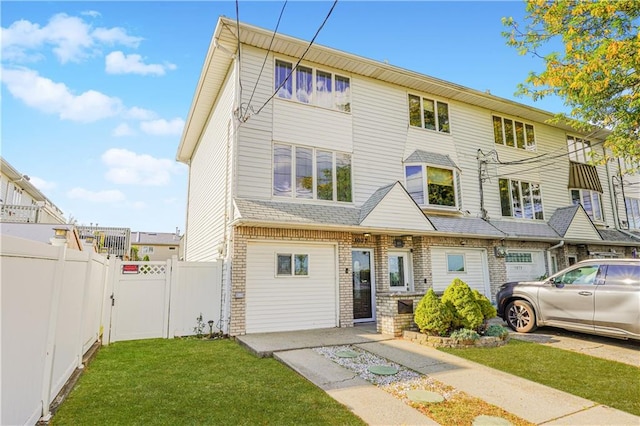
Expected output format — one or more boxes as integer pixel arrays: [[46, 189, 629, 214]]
[[405, 164, 457, 208]]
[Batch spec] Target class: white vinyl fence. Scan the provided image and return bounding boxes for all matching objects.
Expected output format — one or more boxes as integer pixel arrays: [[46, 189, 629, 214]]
[[104, 259, 222, 344], [1, 235, 109, 426]]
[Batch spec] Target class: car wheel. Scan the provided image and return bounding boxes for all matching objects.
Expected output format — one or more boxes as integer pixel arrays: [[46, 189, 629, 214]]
[[506, 300, 537, 333]]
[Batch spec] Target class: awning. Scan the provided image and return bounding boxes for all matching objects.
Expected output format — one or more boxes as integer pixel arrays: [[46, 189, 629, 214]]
[[568, 161, 603, 193]]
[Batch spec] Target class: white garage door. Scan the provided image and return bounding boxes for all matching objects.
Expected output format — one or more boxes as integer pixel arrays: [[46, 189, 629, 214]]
[[245, 242, 338, 333], [431, 248, 491, 297], [506, 250, 546, 282]]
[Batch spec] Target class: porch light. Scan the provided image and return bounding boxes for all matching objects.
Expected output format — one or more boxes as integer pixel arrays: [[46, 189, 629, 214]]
[[363, 233, 371, 238]]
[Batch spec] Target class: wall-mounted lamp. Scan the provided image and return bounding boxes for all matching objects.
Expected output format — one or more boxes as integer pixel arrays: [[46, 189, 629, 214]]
[[363, 233, 371, 238], [494, 246, 507, 258], [460, 240, 467, 246]]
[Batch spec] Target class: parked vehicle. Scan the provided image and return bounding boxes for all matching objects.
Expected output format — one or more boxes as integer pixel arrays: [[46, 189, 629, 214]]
[[496, 259, 640, 341]]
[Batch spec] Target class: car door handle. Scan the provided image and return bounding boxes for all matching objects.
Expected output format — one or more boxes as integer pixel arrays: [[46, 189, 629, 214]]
[[578, 291, 592, 296]]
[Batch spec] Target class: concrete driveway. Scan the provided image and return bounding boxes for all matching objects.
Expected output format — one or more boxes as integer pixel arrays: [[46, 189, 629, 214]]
[[494, 320, 640, 367]]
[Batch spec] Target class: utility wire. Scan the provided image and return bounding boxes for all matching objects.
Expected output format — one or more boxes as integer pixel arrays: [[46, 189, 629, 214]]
[[241, 0, 288, 122], [235, 0, 244, 119], [251, 0, 339, 118]]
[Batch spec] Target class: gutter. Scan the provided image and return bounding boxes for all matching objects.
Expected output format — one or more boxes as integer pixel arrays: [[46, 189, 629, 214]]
[[546, 240, 564, 275]]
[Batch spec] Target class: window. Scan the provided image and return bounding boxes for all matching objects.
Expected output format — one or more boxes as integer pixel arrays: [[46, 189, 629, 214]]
[[141, 246, 154, 254], [447, 254, 465, 272], [275, 59, 350, 112], [554, 264, 600, 285], [567, 135, 592, 163], [571, 189, 603, 221], [624, 198, 640, 229], [273, 143, 352, 202], [493, 116, 536, 151], [604, 265, 640, 286], [499, 178, 544, 219], [408, 94, 450, 133], [505, 252, 533, 263], [276, 254, 309, 276], [404, 165, 457, 208]]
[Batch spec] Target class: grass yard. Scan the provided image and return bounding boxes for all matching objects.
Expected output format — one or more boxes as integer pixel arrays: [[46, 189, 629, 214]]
[[52, 338, 365, 426], [440, 339, 640, 416]]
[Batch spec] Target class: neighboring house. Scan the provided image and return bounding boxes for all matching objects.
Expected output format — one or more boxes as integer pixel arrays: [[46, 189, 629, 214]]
[[130, 230, 181, 261], [176, 17, 640, 336], [0, 157, 65, 224], [76, 225, 131, 259]]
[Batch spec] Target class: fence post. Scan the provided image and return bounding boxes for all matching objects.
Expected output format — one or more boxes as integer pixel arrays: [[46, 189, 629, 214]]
[[163, 257, 175, 339], [75, 250, 93, 367], [40, 242, 67, 422], [167, 256, 180, 338], [102, 258, 118, 346]]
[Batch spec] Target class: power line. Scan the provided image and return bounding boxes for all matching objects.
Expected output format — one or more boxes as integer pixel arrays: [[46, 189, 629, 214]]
[[235, 0, 243, 119], [241, 1, 288, 122], [250, 0, 339, 118]]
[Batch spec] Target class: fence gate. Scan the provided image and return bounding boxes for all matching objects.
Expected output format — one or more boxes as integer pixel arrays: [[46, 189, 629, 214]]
[[110, 261, 171, 342]]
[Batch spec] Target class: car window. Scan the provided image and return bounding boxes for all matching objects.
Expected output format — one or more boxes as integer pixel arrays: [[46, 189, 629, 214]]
[[556, 265, 600, 285], [603, 265, 640, 286]]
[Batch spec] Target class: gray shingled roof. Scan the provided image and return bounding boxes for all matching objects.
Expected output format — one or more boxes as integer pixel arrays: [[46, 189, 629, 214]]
[[404, 150, 459, 169], [234, 198, 361, 226], [548, 205, 581, 236], [598, 229, 640, 243], [359, 183, 396, 223], [488, 219, 561, 239], [429, 216, 504, 237]]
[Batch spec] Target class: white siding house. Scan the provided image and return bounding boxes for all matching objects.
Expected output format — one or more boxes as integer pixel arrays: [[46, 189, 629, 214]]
[[177, 17, 640, 336]]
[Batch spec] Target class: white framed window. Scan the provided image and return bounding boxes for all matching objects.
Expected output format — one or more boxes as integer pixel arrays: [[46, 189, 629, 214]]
[[276, 253, 309, 276], [405, 164, 458, 208], [571, 188, 603, 222], [499, 178, 544, 219], [408, 94, 450, 133], [567, 135, 592, 163], [447, 253, 466, 273], [625, 198, 640, 229], [11, 187, 22, 205], [493, 115, 536, 151], [273, 143, 352, 202], [275, 59, 350, 112], [141, 246, 154, 254]]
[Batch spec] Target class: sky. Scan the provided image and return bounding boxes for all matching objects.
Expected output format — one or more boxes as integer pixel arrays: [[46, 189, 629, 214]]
[[1, 1, 567, 233]]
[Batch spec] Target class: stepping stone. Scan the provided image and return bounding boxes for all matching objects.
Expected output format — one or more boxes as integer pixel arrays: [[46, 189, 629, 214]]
[[406, 390, 444, 404], [335, 350, 359, 358], [472, 415, 511, 425], [368, 365, 398, 375]]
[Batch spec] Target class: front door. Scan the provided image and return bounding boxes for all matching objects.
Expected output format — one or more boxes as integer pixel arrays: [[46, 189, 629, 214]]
[[352, 250, 374, 322], [388, 251, 410, 291]]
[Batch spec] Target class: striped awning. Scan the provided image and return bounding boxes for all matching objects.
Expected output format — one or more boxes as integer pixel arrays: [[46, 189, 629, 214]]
[[568, 161, 603, 193]]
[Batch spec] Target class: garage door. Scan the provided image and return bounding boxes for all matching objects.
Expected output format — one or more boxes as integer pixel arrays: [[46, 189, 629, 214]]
[[245, 242, 338, 333], [506, 250, 546, 282], [431, 248, 490, 297]]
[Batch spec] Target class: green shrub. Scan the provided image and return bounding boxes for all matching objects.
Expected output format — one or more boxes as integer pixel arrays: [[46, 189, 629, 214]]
[[449, 328, 480, 342], [414, 288, 453, 336], [143, 255, 150, 261], [441, 278, 484, 330], [472, 289, 497, 319], [484, 324, 509, 339]]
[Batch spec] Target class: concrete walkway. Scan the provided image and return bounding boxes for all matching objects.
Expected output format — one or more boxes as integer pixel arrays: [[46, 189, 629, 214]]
[[237, 324, 640, 426]]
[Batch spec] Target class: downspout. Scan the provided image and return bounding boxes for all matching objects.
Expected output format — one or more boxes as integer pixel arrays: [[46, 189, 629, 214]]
[[546, 240, 564, 276], [616, 158, 630, 229]]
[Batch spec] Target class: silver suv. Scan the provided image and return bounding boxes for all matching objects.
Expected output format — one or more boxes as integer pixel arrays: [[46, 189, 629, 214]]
[[496, 259, 640, 341]]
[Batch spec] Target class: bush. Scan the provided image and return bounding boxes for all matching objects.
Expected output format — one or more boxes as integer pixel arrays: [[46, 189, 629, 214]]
[[441, 278, 484, 330], [143, 255, 150, 261], [472, 289, 497, 320], [449, 328, 480, 343], [414, 288, 453, 336], [484, 324, 509, 339]]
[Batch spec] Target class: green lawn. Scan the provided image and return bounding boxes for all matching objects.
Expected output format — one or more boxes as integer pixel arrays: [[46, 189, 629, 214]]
[[440, 339, 640, 416], [52, 338, 365, 426]]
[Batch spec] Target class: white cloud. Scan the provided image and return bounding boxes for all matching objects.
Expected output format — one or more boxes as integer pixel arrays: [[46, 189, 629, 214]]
[[113, 123, 134, 137], [102, 148, 182, 186], [124, 106, 157, 121], [81, 11, 101, 18], [105, 51, 176, 76], [29, 176, 57, 192], [131, 201, 147, 210], [140, 118, 185, 136], [1, 67, 122, 122], [67, 187, 126, 203], [1, 13, 142, 64]]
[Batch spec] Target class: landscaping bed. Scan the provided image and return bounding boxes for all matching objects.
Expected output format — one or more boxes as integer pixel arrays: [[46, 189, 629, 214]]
[[403, 330, 509, 349]]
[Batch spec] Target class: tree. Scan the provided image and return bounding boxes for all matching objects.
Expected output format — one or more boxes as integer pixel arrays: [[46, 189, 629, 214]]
[[503, 0, 640, 164]]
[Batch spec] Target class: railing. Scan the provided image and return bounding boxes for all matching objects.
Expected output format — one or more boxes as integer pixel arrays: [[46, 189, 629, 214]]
[[1, 204, 39, 223], [77, 226, 131, 258]]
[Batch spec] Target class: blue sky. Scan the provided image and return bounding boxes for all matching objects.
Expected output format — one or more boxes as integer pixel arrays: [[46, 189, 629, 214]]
[[1, 1, 565, 233]]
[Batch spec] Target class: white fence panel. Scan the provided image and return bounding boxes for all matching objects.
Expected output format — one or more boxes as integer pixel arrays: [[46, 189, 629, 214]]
[[0, 235, 109, 425], [169, 261, 222, 336]]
